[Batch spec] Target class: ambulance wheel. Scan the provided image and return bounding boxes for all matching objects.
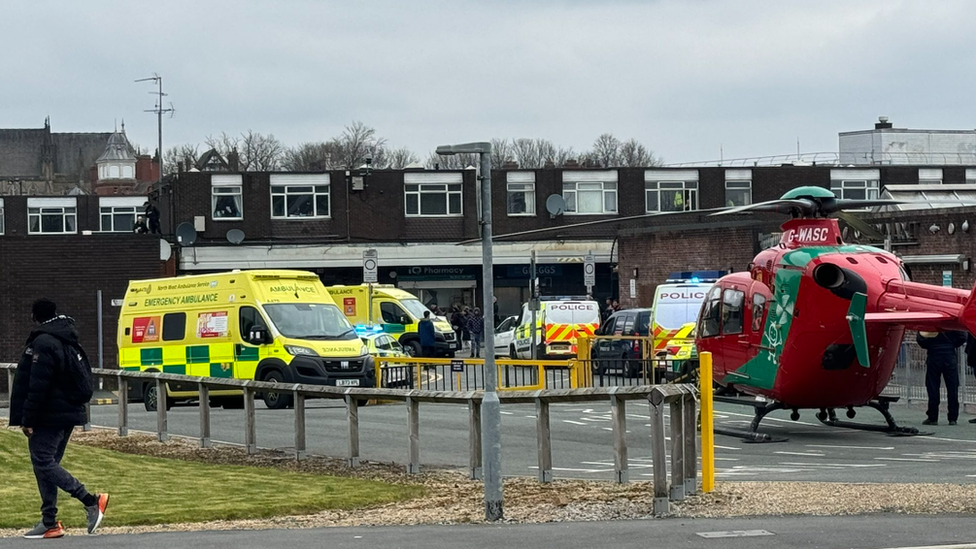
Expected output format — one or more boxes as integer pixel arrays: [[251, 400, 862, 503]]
[[261, 371, 293, 410], [405, 340, 422, 357], [143, 382, 172, 412]]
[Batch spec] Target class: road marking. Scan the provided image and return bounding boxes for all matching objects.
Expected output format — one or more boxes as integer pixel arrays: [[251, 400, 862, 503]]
[[872, 543, 976, 549], [696, 530, 774, 539], [714, 444, 741, 451], [875, 457, 940, 462], [774, 451, 825, 457], [500, 411, 514, 415], [562, 420, 587, 425], [779, 461, 886, 468], [806, 444, 894, 450]]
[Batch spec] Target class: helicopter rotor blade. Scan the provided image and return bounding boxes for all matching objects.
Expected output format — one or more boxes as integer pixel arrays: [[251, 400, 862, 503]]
[[835, 211, 885, 241], [709, 198, 817, 216], [827, 199, 905, 212]]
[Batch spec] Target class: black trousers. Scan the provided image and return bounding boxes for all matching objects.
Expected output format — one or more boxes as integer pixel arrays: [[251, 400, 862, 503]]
[[926, 362, 960, 422], [28, 426, 92, 526]]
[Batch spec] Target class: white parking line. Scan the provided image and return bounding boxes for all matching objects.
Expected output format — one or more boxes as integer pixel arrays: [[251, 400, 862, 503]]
[[806, 444, 895, 450], [875, 457, 940, 462], [562, 420, 587, 425], [774, 451, 825, 457]]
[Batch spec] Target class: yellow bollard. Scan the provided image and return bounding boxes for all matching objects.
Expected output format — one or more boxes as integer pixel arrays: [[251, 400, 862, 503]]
[[700, 351, 715, 493]]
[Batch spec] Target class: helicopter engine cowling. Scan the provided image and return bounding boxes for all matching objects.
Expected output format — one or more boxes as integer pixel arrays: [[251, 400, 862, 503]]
[[812, 263, 867, 300]]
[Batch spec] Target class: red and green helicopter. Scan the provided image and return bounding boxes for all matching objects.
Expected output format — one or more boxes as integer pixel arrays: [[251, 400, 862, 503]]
[[696, 186, 976, 437]]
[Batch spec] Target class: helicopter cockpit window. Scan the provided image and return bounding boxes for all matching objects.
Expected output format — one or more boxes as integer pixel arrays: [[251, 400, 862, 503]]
[[752, 293, 767, 333], [721, 289, 744, 335], [699, 286, 722, 337], [898, 263, 911, 281]]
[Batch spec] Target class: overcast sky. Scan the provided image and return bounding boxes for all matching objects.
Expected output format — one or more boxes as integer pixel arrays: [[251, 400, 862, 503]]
[[3, 1, 974, 164]]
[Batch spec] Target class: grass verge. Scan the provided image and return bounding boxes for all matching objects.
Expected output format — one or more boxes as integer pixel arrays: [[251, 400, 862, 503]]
[[0, 426, 422, 530]]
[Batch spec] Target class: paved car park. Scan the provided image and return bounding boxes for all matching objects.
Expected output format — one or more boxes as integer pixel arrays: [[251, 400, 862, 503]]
[[76, 397, 976, 484]]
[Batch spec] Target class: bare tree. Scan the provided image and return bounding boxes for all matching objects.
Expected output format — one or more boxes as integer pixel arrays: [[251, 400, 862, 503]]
[[282, 142, 330, 171], [385, 147, 419, 169], [591, 133, 621, 168], [164, 143, 201, 175], [490, 138, 512, 168], [204, 130, 284, 171], [617, 138, 663, 167], [426, 151, 479, 170], [330, 121, 387, 168]]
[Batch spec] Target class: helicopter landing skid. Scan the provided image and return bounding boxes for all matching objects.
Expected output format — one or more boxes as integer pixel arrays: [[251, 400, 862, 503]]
[[711, 395, 790, 442], [815, 397, 925, 436]]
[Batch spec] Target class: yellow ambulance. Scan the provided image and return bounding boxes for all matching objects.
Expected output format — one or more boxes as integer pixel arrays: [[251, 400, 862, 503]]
[[118, 270, 374, 411], [324, 284, 460, 357]]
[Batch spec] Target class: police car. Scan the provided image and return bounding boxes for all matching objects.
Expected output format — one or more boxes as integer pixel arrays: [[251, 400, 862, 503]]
[[355, 325, 413, 388]]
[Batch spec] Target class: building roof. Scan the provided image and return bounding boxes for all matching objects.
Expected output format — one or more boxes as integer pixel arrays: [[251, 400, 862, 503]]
[[0, 123, 113, 179], [879, 184, 976, 211], [96, 131, 136, 163]]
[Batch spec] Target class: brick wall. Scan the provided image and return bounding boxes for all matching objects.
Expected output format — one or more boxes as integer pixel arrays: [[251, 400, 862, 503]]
[[0, 236, 166, 372], [616, 220, 763, 308]]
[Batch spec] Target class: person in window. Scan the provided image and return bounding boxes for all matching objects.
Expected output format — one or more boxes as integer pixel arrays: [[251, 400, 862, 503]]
[[214, 196, 240, 219], [917, 330, 967, 426], [466, 308, 485, 358], [143, 202, 161, 234], [133, 216, 148, 234]]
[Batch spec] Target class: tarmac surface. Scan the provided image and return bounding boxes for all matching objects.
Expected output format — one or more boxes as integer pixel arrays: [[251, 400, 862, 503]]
[[0, 514, 975, 548], [81, 398, 976, 484]]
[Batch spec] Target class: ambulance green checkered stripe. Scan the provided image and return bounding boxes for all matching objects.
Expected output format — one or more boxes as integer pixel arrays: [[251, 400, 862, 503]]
[[140, 348, 163, 366], [235, 344, 259, 361], [122, 366, 140, 371], [186, 345, 210, 364], [210, 363, 234, 378], [163, 365, 186, 375]]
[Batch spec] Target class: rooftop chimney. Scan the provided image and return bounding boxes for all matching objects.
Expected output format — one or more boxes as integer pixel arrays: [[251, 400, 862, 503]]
[[875, 116, 892, 130]]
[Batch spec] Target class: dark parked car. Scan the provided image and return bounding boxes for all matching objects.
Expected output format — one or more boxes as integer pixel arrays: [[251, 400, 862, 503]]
[[591, 308, 652, 378]]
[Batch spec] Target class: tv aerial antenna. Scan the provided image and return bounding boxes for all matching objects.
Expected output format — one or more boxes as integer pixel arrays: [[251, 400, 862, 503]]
[[135, 73, 175, 185]]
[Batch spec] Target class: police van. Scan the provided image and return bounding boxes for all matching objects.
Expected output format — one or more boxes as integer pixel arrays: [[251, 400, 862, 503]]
[[649, 271, 722, 353], [509, 296, 601, 360], [118, 270, 374, 411]]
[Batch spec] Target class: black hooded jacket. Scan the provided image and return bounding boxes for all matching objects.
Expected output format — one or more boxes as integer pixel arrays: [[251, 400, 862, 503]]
[[916, 331, 967, 368], [9, 316, 88, 428]]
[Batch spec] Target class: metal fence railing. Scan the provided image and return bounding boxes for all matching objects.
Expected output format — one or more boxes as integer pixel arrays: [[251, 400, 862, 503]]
[[1, 363, 698, 512], [374, 357, 586, 392], [882, 341, 974, 405]]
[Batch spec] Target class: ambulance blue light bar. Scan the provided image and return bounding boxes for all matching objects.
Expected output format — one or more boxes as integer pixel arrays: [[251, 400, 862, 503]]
[[354, 324, 384, 336]]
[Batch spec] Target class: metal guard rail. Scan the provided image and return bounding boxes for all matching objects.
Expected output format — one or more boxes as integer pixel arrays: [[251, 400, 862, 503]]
[[2, 363, 700, 516]]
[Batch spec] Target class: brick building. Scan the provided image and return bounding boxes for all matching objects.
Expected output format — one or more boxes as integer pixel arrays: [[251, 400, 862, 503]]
[[0, 195, 171, 375]]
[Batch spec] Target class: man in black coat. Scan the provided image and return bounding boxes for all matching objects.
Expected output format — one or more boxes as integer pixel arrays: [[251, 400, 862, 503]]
[[9, 299, 109, 538], [917, 330, 968, 426]]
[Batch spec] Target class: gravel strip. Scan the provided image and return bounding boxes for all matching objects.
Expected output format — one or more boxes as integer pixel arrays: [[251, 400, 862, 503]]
[[2, 424, 976, 537]]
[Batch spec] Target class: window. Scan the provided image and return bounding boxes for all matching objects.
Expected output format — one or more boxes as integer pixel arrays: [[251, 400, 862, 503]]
[[645, 170, 700, 212], [725, 180, 751, 207], [699, 286, 722, 338], [620, 313, 636, 336], [831, 180, 879, 201], [240, 306, 263, 339], [563, 182, 617, 214], [381, 302, 409, 324], [162, 312, 186, 341], [918, 168, 942, 185], [752, 293, 767, 332], [637, 312, 650, 335], [600, 316, 617, 336], [0, 198, 4, 235], [507, 172, 536, 215], [405, 183, 462, 216], [562, 171, 618, 215], [966, 168, 976, 184], [27, 198, 76, 235], [270, 174, 330, 218], [830, 169, 880, 202], [99, 197, 144, 232], [646, 181, 698, 212], [212, 175, 243, 220], [721, 289, 744, 335]]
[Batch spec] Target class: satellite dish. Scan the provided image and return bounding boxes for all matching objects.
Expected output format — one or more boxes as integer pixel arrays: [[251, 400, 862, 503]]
[[545, 194, 566, 217], [227, 229, 245, 245], [159, 239, 172, 261], [175, 222, 197, 246]]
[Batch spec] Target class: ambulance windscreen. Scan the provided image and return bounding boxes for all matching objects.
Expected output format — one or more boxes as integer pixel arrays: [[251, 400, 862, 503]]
[[264, 303, 356, 340], [401, 299, 431, 320], [545, 302, 600, 325]]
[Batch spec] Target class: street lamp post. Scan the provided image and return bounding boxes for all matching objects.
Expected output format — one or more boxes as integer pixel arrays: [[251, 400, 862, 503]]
[[435, 142, 502, 521]]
